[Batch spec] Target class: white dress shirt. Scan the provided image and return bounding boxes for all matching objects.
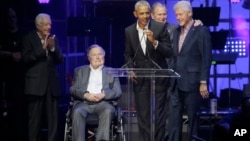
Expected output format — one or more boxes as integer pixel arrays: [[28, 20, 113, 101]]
[[136, 22, 149, 55], [87, 65, 103, 94]]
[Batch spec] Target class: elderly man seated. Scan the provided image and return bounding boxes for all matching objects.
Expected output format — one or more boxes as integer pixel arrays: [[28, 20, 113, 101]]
[[70, 44, 122, 141]]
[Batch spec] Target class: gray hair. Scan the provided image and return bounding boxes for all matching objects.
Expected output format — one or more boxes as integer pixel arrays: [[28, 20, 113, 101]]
[[35, 13, 51, 26], [87, 44, 106, 56], [134, 0, 151, 11], [152, 2, 167, 14], [174, 0, 192, 13]]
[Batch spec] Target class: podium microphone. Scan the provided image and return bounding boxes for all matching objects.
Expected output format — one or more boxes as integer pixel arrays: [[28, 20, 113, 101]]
[[144, 28, 162, 69], [150, 59, 162, 69], [121, 29, 147, 68]]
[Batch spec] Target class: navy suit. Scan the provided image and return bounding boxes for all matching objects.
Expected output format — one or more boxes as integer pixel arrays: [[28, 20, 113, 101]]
[[22, 30, 64, 141], [168, 25, 212, 141], [124, 19, 172, 141]]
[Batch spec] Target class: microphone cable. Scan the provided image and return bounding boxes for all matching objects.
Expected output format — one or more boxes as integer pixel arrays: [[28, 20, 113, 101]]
[[121, 29, 146, 68], [144, 28, 162, 69]]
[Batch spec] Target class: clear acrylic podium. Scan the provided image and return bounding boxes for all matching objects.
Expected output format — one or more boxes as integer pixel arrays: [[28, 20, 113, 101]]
[[104, 68, 180, 141]]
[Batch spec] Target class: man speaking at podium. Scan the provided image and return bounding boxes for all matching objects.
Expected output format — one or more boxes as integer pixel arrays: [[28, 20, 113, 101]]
[[123, 0, 172, 141]]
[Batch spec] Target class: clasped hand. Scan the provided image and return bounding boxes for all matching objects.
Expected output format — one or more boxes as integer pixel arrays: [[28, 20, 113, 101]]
[[85, 92, 105, 102]]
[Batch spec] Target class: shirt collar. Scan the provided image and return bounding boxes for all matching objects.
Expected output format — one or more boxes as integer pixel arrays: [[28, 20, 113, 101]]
[[36, 32, 44, 40], [136, 20, 150, 31], [183, 19, 194, 31], [89, 65, 103, 71]]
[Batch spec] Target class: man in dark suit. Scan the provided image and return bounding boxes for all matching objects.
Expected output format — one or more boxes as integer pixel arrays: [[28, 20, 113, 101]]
[[150, 2, 204, 141], [21, 13, 64, 141], [70, 44, 122, 141], [151, 2, 203, 45], [123, 1, 172, 141], [168, 1, 212, 141]]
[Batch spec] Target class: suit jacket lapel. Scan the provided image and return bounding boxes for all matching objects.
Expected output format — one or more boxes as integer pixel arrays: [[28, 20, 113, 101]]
[[102, 67, 108, 90], [33, 31, 43, 50], [132, 25, 145, 56], [146, 21, 155, 55], [82, 67, 90, 90], [174, 27, 181, 55], [179, 25, 195, 54]]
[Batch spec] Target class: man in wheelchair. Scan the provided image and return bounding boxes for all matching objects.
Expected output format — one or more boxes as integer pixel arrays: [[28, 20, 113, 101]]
[[69, 44, 122, 141]]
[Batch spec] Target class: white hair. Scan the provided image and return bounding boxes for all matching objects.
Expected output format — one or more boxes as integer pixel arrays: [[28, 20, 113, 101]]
[[174, 0, 192, 13], [87, 44, 106, 56], [35, 13, 51, 26]]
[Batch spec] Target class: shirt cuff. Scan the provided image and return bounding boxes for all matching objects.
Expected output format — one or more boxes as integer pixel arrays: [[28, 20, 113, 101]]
[[200, 81, 207, 84], [153, 40, 158, 49], [50, 47, 55, 52], [83, 91, 89, 99]]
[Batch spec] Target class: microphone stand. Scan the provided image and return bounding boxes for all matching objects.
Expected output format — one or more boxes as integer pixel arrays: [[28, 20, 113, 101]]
[[121, 29, 146, 68], [121, 60, 133, 68]]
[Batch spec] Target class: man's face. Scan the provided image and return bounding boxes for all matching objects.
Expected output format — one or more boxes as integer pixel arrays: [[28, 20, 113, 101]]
[[88, 47, 105, 69], [175, 8, 192, 27], [151, 6, 167, 23], [36, 18, 51, 38], [7, 9, 17, 27], [133, 5, 151, 28]]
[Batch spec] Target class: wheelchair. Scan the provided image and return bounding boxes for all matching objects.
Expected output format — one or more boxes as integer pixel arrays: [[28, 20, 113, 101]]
[[64, 97, 126, 141]]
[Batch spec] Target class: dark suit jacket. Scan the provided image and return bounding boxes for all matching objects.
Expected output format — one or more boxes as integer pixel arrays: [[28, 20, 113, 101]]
[[124, 19, 172, 69], [70, 65, 122, 105], [170, 25, 212, 92], [22, 30, 64, 96], [166, 22, 178, 44]]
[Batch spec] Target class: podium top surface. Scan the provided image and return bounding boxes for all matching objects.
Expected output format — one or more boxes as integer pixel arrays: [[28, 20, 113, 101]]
[[104, 68, 181, 78]]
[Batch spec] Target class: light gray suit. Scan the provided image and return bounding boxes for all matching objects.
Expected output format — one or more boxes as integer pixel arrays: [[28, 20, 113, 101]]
[[70, 65, 122, 141]]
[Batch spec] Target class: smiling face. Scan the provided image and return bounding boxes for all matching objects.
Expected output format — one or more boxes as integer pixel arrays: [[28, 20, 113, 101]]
[[134, 5, 151, 29], [36, 15, 51, 38], [88, 47, 105, 69], [151, 5, 167, 23], [174, 7, 192, 27]]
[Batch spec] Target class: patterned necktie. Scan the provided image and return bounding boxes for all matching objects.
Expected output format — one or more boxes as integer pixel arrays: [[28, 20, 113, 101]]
[[178, 27, 185, 53]]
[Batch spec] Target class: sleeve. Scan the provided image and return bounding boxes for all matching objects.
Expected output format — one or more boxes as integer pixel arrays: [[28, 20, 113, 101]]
[[124, 28, 134, 68], [70, 68, 86, 100], [102, 75, 122, 100], [198, 26, 212, 81], [156, 24, 173, 58], [49, 38, 64, 64], [21, 33, 47, 64]]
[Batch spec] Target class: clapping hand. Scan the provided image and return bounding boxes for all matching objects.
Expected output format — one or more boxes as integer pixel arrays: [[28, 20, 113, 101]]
[[47, 34, 55, 49], [42, 34, 56, 50]]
